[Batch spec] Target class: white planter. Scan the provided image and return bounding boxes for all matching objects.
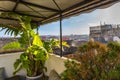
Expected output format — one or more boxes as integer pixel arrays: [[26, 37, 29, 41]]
[[26, 73, 43, 80]]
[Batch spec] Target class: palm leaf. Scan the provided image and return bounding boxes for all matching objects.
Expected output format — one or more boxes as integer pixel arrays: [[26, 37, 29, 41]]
[[0, 23, 20, 36]]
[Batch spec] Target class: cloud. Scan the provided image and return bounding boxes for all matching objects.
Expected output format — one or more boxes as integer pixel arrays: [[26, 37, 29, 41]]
[[44, 1, 119, 35], [97, 2, 120, 24], [39, 2, 120, 36]]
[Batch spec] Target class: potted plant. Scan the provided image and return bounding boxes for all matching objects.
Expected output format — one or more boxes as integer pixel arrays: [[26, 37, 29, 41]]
[[0, 13, 69, 80]]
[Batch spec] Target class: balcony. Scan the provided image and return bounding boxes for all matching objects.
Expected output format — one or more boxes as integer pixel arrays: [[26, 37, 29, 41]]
[[1, 40, 120, 80], [0, 0, 120, 80]]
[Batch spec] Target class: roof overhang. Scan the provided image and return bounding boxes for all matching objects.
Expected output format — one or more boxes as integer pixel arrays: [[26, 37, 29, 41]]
[[0, 0, 120, 26]]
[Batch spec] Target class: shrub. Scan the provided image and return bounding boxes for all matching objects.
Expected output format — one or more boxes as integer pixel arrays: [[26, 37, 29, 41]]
[[62, 41, 120, 80], [61, 60, 81, 80], [2, 41, 22, 50]]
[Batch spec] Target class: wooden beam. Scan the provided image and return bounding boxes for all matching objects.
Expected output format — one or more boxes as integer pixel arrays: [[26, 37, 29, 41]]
[[0, 9, 46, 19], [12, 0, 20, 11], [10, 0, 60, 12]]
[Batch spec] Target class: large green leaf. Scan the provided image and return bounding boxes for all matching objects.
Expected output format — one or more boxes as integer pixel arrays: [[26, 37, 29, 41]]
[[20, 16, 31, 30], [33, 34, 43, 46], [14, 59, 21, 70]]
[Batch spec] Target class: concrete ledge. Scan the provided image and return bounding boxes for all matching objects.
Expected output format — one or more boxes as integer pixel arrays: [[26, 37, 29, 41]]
[[45, 54, 67, 76], [0, 52, 68, 77], [0, 52, 26, 77]]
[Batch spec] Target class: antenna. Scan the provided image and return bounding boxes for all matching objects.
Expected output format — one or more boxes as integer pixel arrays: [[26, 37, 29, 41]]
[[100, 21, 102, 26], [104, 22, 106, 25]]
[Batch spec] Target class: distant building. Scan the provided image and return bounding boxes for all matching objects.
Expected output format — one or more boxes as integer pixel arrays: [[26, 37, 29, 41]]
[[90, 24, 120, 43], [48, 36, 59, 40], [62, 36, 69, 40], [71, 40, 87, 47], [41, 36, 47, 40]]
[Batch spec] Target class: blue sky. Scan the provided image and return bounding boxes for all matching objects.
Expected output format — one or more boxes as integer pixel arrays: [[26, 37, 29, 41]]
[[38, 11, 99, 36], [39, 2, 120, 35], [0, 2, 120, 37]]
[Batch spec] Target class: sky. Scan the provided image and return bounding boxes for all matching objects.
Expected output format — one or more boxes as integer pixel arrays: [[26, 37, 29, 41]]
[[0, 2, 120, 37]]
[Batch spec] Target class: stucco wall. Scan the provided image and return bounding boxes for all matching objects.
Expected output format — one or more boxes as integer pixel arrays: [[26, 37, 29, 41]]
[[0, 52, 26, 78], [45, 54, 67, 76], [0, 53, 67, 77]]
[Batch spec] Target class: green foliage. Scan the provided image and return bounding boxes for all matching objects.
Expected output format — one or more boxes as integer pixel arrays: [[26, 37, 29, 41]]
[[61, 60, 81, 80], [78, 40, 107, 54], [13, 52, 29, 75], [0, 13, 22, 36], [2, 41, 22, 50], [43, 39, 69, 53], [33, 34, 43, 46], [62, 41, 120, 80], [107, 41, 120, 53], [0, 26, 20, 36], [0, 12, 47, 76], [9, 14, 48, 76], [0, 12, 69, 77]]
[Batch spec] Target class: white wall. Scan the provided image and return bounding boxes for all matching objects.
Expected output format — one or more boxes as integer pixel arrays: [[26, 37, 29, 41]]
[[0, 52, 26, 78], [0, 53, 67, 77], [45, 54, 67, 76]]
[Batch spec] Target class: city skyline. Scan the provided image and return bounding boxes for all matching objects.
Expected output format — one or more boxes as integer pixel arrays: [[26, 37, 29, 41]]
[[0, 2, 120, 37]]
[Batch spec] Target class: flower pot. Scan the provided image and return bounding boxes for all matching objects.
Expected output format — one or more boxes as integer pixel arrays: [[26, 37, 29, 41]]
[[26, 73, 43, 80]]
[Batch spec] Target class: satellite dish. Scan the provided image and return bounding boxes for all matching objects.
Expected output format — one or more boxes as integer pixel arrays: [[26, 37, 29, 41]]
[[113, 36, 120, 43]]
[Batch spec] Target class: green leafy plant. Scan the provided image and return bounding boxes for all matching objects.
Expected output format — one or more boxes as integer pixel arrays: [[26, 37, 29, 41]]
[[61, 60, 81, 80], [0, 12, 69, 77], [62, 41, 120, 80], [2, 41, 21, 50], [78, 41, 120, 80], [13, 34, 49, 76]]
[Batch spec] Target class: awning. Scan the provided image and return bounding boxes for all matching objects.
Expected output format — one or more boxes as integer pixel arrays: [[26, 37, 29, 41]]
[[0, 0, 120, 26]]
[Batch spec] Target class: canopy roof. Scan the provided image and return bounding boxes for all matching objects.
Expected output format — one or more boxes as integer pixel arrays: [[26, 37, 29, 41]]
[[0, 0, 120, 26]]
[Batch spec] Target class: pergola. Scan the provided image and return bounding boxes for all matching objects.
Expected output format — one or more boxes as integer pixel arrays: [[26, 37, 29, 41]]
[[0, 0, 120, 56]]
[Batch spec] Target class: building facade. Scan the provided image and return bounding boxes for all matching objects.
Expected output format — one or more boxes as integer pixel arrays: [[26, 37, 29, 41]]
[[90, 24, 120, 43]]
